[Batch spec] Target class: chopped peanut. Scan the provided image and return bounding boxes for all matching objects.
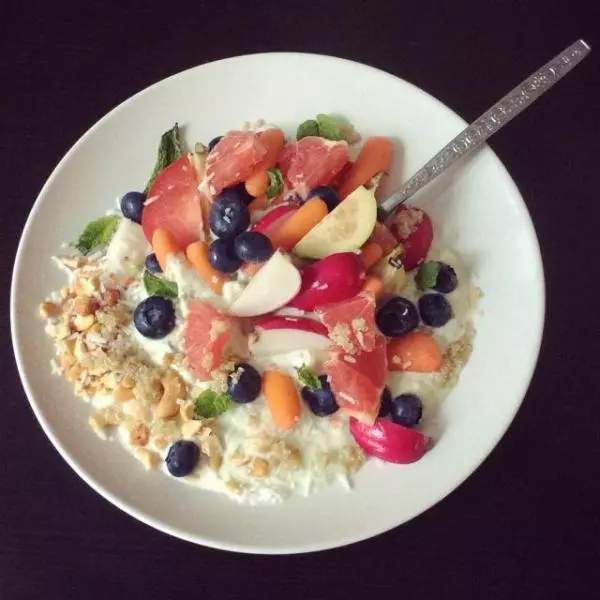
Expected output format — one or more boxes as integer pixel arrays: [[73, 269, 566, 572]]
[[39, 302, 59, 319]]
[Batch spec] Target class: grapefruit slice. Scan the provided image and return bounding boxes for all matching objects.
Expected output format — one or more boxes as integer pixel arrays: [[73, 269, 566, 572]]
[[323, 335, 387, 424], [318, 292, 377, 353], [278, 136, 350, 197], [205, 131, 267, 195], [292, 185, 377, 259], [142, 154, 209, 248], [184, 300, 247, 381]]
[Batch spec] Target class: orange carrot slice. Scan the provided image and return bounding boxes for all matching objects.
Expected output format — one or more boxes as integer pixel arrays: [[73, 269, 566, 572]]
[[152, 228, 181, 272], [244, 128, 285, 197], [267, 198, 328, 251], [361, 275, 384, 299], [338, 137, 393, 200], [263, 370, 302, 429], [185, 240, 228, 295], [245, 171, 271, 198], [359, 242, 383, 270], [387, 331, 443, 373]]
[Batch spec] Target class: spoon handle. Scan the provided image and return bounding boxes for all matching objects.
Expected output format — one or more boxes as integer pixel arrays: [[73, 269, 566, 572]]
[[379, 39, 591, 218]]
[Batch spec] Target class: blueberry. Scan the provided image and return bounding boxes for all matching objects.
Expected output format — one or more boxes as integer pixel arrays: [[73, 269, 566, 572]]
[[208, 136, 223, 151], [133, 296, 176, 339], [306, 186, 339, 212], [144, 253, 162, 274], [231, 182, 255, 206], [301, 375, 339, 417], [390, 393, 423, 427], [227, 363, 262, 404], [166, 440, 200, 477], [375, 297, 419, 337], [418, 293, 453, 327], [208, 238, 243, 274], [120, 191, 146, 223], [378, 387, 392, 418], [209, 189, 250, 238], [234, 231, 274, 263], [433, 262, 458, 294]]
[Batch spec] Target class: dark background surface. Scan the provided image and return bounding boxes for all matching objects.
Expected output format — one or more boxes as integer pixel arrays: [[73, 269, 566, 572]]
[[2, 1, 599, 598]]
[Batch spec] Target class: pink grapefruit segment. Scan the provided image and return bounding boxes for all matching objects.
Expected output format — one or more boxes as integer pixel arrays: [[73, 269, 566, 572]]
[[205, 131, 267, 195], [184, 300, 247, 380], [142, 154, 208, 249], [319, 292, 377, 353], [323, 334, 387, 424], [277, 136, 350, 197]]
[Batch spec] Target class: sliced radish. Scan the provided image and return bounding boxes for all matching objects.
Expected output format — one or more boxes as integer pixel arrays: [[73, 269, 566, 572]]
[[251, 316, 330, 355], [287, 252, 365, 311], [229, 251, 301, 317], [349, 417, 432, 464], [251, 204, 297, 235]]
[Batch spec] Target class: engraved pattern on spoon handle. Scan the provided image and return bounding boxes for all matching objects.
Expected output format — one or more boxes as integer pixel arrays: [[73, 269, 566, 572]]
[[379, 39, 591, 217]]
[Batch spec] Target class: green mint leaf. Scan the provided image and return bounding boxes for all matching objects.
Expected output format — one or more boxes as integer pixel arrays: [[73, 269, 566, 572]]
[[296, 364, 322, 389], [193, 389, 231, 419], [266, 167, 284, 200], [143, 270, 178, 299], [144, 123, 185, 193], [315, 113, 343, 141], [75, 215, 120, 255], [416, 261, 441, 291], [296, 119, 319, 140]]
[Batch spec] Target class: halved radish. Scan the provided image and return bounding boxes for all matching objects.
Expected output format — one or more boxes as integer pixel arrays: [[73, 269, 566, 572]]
[[229, 251, 301, 317], [250, 316, 330, 355], [251, 204, 298, 235], [287, 252, 365, 311], [349, 417, 432, 464]]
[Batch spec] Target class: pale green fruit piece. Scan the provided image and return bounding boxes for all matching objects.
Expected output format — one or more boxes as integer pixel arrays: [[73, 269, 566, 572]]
[[293, 186, 378, 259]]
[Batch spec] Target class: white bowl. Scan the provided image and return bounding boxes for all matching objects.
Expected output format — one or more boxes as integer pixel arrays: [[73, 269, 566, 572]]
[[10, 53, 545, 554]]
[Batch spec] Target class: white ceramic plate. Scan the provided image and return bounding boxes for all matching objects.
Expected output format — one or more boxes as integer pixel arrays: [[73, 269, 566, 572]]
[[11, 53, 544, 554]]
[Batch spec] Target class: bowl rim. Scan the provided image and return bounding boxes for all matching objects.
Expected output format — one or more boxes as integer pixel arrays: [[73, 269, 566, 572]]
[[10, 51, 546, 554]]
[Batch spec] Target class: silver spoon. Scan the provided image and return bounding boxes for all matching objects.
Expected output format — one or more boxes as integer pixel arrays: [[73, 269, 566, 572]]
[[378, 38, 591, 220]]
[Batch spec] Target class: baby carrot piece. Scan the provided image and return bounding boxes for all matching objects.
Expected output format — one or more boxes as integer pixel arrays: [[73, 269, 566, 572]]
[[152, 228, 181, 272], [387, 331, 443, 373], [338, 137, 393, 200], [244, 128, 285, 197], [245, 171, 271, 198], [362, 275, 384, 300], [263, 369, 302, 430], [185, 240, 228, 295], [359, 242, 383, 270], [268, 198, 328, 251]]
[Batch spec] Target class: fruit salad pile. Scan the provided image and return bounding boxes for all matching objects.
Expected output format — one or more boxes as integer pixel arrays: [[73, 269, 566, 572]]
[[40, 116, 477, 500]]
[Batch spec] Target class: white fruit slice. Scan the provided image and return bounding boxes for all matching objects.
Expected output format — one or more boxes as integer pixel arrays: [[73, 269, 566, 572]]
[[293, 185, 378, 259], [229, 251, 301, 317], [251, 316, 331, 355]]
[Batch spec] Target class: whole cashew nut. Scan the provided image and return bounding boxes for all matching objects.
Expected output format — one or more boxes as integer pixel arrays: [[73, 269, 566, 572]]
[[156, 371, 186, 420]]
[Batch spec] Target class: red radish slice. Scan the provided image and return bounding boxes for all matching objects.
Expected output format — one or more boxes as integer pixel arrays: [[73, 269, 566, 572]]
[[349, 417, 432, 464], [251, 204, 298, 235], [287, 252, 365, 311], [389, 206, 434, 272], [251, 316, 330, 355], [229, 251, 301, 317], [256, 315, 328, 336]]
